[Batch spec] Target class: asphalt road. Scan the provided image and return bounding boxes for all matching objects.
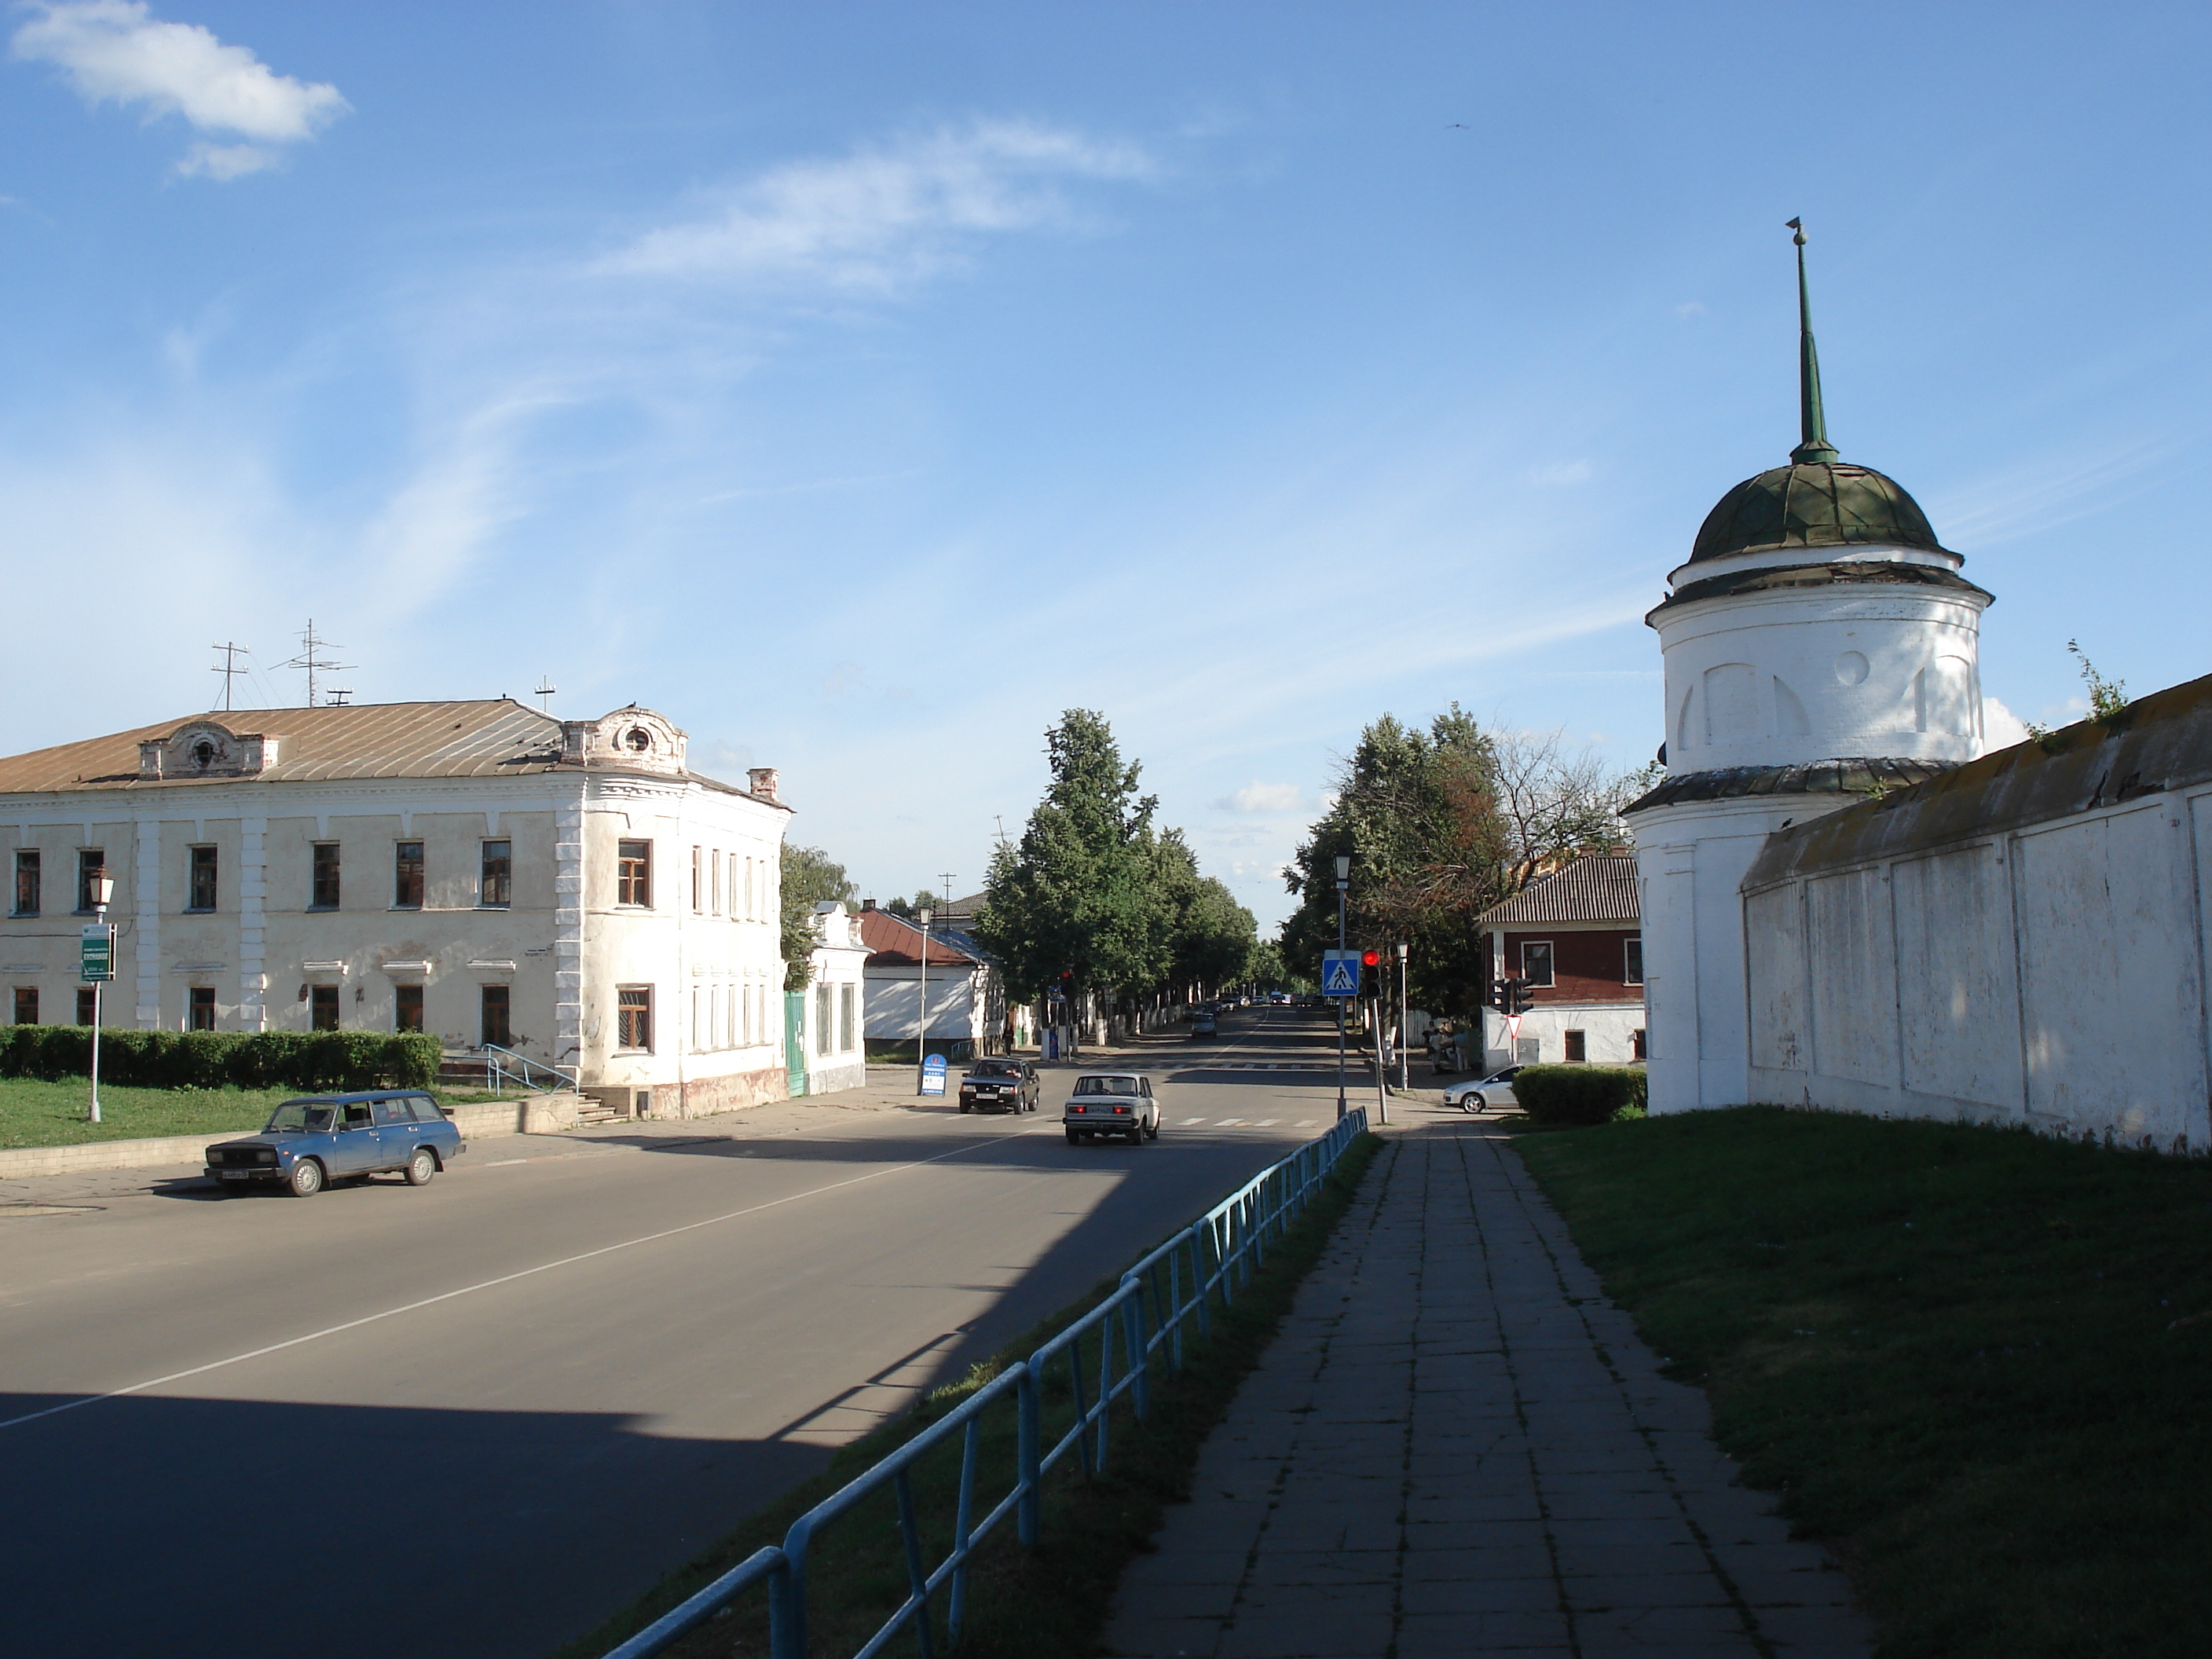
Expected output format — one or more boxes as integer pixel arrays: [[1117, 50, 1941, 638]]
[[0, 1005, 1375, 1659]]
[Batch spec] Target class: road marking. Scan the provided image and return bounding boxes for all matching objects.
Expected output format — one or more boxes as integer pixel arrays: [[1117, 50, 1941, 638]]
[[0, 1125, 1042, 1436], [1254, 1119, 1280, 1126], [1216, 1119, 1244, 1127], [1180, 1118, 1207, 1126], [480, 1158, 527, 1167]]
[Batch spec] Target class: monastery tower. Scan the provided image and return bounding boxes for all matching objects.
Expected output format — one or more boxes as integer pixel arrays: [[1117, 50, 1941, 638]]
[[1626, 224, 1994, 1113]]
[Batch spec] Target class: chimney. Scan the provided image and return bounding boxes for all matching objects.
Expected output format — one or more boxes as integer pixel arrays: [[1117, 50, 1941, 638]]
[[861, 898, 876, 911], [748, 766, 781, 803]]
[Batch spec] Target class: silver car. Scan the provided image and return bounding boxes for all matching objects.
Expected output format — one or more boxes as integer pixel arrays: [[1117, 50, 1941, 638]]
[[1443, 1067, 1521, 1113], [1062, 1071, 1161, 1144]]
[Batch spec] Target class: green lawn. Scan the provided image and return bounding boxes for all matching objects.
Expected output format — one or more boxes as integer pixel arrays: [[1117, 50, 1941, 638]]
[[1513, 1107, 2212, 1659], [0, 1077, 523, 1149]]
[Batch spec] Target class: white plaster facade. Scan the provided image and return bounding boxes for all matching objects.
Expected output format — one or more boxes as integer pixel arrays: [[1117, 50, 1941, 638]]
[[0, 701, 796, 1119], [798, 906, 868, 1094]]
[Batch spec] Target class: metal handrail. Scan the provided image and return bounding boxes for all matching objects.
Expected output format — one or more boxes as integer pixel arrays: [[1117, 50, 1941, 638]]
[[478, 1043, 578, 1097], [599, 1108, 1369, 1659]]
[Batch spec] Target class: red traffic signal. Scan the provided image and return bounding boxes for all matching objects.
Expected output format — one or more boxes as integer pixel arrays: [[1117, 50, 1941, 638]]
[[1361, 949, 1381, 968]]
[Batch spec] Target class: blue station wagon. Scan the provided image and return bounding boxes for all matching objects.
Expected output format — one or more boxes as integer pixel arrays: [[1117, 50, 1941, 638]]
[[205, 1090, 467, 1198]]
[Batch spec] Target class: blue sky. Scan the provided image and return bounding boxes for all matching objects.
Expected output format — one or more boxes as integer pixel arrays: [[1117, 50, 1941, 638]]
[[2, 2, 2207, 928]]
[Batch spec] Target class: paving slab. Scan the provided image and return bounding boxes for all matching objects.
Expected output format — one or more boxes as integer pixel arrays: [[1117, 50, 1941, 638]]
[[1101, 1114, 1876, 1658]]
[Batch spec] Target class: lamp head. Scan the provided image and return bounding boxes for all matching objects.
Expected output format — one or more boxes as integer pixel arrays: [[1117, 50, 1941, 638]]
[[918, 906, 933, 926], [87, 867, 115, 910], [1333, 854, 1350, 883]]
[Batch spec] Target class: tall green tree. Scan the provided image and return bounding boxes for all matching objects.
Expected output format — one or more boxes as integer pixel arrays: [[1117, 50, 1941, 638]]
[[1280, 709, 1648, 1017], [1150, 830, 1258, 994], [974, 710, 1169, 1002], [779, 844, 858, 992]]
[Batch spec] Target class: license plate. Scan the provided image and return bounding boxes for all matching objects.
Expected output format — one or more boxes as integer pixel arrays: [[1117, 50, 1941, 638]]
[[219, 1170, 254, 1180]]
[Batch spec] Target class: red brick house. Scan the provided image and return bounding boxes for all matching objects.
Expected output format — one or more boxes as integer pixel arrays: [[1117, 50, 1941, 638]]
[[1475, 853, 1644, 1070]]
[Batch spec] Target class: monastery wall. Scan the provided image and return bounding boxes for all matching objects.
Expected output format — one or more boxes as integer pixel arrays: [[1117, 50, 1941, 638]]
[[1739, 672, 2212, 1152]]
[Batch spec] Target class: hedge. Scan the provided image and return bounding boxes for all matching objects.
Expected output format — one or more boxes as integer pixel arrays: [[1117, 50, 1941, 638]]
[[1513, 1064, 1648, 1126], [0, 1026, 440, 1093]]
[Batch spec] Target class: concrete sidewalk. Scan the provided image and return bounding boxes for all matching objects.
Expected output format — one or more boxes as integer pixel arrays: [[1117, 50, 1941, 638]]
[[1104, 1116, 1876, 1659]]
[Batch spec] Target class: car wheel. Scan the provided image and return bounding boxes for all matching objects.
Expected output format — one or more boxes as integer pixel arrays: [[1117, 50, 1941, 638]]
[[405, 1147, 438, 1187], [1460, 1093, 1484, 1114], [285, 1159, 325, 1198], [1064, 1128, 1080, 1145], [958, 1101, 971, 1114], [1145, 1119, 1159, 1141]]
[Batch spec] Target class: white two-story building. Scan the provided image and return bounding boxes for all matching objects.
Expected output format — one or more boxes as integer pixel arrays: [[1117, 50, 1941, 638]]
[[0, 699, 794, 1119]]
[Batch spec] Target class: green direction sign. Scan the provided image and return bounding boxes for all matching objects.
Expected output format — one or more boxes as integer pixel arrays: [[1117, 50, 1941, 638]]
[[79, 923, 115, 983]]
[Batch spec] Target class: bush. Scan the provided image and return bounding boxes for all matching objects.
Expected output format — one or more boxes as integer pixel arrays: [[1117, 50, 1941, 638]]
[[0, 1024, 442, 1093], [1514, 1064, 1648, 1126]]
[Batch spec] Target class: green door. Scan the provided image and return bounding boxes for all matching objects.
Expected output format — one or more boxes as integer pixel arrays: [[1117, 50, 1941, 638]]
[[786, 992, 807, 1097]]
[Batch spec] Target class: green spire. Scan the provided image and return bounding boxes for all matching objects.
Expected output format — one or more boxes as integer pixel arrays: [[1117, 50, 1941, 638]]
[[1787, 218, 1838, 465]]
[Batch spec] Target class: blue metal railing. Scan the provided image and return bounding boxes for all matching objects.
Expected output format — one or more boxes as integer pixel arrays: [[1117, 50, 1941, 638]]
[[600, 1108, 1370, 1659], [481, 1043, 577, 1097]]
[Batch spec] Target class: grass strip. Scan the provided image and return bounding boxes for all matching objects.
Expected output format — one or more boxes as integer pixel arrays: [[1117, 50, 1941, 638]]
[[0, 1076, 540, 1149], [554, 1130, 1385, 1659], [1511, 1106, 2212, 1659]]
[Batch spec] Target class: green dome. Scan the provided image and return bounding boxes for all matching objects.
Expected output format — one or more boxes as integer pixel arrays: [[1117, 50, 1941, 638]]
[[1689, 461, 1950, 565]]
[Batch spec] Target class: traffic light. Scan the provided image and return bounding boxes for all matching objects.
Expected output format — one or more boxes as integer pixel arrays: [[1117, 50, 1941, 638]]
[[1491, 976, 1534, 1016], [1360, 947, 1382, 996]]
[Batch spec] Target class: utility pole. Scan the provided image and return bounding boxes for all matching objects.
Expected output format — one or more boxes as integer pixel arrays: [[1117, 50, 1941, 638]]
[[1334, 854, 1350, 1120], [210, 642, 250, 712], [915, 906, 933, 1094]]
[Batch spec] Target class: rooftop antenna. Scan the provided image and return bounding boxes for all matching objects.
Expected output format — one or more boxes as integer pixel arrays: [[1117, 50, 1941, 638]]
[[534, 676, 557, 714], [994, 815, 1008, 845], [326, 688, 353, 707], [210, 641, 249, 712], [1785, 218, 1839, 465], [274, 619, 354, 709]]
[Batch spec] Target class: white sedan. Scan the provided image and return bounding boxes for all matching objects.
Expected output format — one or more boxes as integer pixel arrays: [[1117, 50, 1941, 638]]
[[1062, 1072, 1161, 1144], [1443, 1067, 1521, 1113]]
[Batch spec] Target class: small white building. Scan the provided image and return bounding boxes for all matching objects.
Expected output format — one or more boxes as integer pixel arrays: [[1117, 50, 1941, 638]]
[[0, 700, 797, 1119], [797, 903, 868, 1094], [857, 903, 1006, 1064]]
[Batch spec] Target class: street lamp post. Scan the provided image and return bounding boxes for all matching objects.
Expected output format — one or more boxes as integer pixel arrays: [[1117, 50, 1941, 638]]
[[85, 866, 115, 1124], [914, 906, 933, 1094], [1396, 941, 1410, 1094], [1335, 854, 1350, 1120]]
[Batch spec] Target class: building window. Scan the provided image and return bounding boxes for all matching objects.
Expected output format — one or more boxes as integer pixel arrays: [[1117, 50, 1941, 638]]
[[840, 983, 855, 1053], [13, 986, 37, 1024], [816, 983, 832, 1057], [189, 845, 218, 912], [397, 984, 425, 1034], [13, 849, 38, 917], [310, 984, 340, 1031], [481, 840, 511, 908], [482, 984, 511, 1049], [1564, 1028, 1587, 1064], [691, 845, 703, 912], [1521, 940, 1555, 988], [617, 985, 652, 1051], [727, 852, 738, 919], [75, 987, 95, 1025], [617, 840, 652, 907], [1624, 936, 1644, 987], [1632, 1027, 1648, 1060], [394, 841, 425, 909], [312, 843, 341, 910], [189, 986, 217, 1031], [711, 848, 723, 916], [76, 849, 105, 914], [743, 855, 754, 921]]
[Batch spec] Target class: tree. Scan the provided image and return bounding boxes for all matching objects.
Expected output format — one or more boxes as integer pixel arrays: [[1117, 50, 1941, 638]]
[[1243, 939, 1291, 991], [779, 845, 857, 992], [1279, 707, 1649, 1018], [883, 890, 949, 921], [1150, 830, 1258, 995], [973, 710, 1168, 1003]]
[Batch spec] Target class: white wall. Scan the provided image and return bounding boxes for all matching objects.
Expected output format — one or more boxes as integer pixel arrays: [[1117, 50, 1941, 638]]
[[1744, 784, 2212, 1152]]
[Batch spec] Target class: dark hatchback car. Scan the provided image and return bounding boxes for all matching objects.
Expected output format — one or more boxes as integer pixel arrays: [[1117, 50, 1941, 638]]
[[958, 1058, 1038, 1115], [205, 1090, 467, 1197]]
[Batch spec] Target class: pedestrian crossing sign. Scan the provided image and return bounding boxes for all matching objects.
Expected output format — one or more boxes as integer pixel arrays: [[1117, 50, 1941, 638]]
[[1320, 950, 1360, 997]]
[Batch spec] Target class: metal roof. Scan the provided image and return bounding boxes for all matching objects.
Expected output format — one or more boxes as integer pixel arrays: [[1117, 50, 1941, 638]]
[[1476, 854, 1640, 928], [0, 701, 755, 797], [1625, 756, 1954, 814], [856, 906, 987, 969]]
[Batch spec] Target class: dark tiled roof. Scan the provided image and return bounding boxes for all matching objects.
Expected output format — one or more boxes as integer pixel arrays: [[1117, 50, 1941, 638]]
[[1625, 757, 1955, 815], [0, 701, 754, 796], [1690, 461, 1950, 564], [1477, 854, 1639, 928]]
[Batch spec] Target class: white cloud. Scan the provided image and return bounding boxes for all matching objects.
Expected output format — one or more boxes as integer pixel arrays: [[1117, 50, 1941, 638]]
[[1214, 781, 1304, 814], [1982, 694, 2031, 749], [1529, 459, 1592, 486], [12, 1, 347, 177], [602, 119, 1152, 289], [1675, 300, 1706, 317]]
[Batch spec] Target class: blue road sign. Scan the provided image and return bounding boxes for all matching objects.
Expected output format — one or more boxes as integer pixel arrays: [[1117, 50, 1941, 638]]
[[921, 1053, 949, 1096], [1320, 950, 1361, 998]]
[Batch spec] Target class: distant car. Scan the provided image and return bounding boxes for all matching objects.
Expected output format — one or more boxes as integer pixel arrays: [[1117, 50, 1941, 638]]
[[1190, 1013, 1218, 1038], [1063, 1072, 1161, 1144], [1442, 1068, 1522, 1114], [958, 1057, 1038, 1114], [205, 1090, 465, 1197]]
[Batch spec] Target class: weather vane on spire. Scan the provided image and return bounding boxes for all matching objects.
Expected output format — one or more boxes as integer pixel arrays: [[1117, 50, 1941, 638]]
[[1786, 218, 1838, 467]]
